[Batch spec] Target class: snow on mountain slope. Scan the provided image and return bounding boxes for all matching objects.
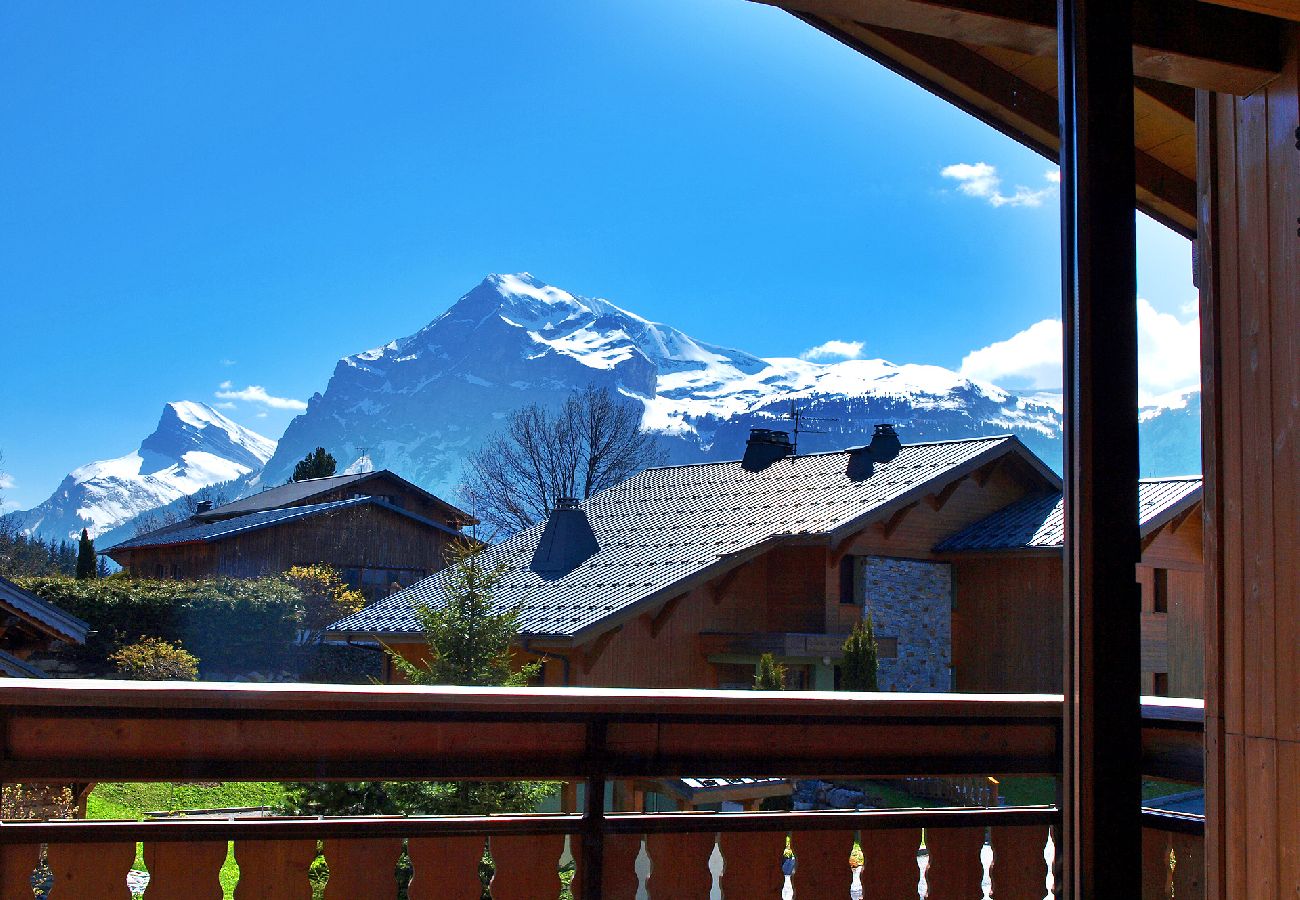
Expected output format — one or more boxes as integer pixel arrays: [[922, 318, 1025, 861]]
[[6, 402, 275, 541], [257, 273, 1067, 497]]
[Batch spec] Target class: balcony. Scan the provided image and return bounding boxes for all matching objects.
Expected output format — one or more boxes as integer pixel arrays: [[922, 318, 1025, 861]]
[[0, 680, 1202, 898]]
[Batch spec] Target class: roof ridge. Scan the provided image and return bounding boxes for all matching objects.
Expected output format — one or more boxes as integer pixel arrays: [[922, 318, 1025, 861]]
[[640, 434, 1015, 473]]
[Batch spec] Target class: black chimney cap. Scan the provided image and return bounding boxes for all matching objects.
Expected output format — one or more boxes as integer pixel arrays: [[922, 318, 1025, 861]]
[[847, 424, 902, 481], [742, 428, 794, 472], [194, 499, 215, 515], [530, 499, 600, 580]]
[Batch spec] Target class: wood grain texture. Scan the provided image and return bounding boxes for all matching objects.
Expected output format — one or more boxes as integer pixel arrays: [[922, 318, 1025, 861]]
[[644, 832, 716, 896], [45, 841, 136, 900], [232, 839, 319, 900], [0, 843, 44, 900], [321, 837, 403, 900], [718, 829, 786, 896], [789, 829, 856, 897], [405, 836, 485, 900], [142, 840, 228, 900], [488, 834, 566, 899]]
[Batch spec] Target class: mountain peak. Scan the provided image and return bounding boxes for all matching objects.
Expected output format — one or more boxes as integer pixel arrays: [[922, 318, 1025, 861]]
[[141, 401, 275, 472]]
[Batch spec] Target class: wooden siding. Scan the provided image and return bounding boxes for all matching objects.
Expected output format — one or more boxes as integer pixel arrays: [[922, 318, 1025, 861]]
[[1198, 29, 1299, 899], [115, 504, 455, 585], [1139, 511, 1206, 698], [947, 554, 1063, 693]]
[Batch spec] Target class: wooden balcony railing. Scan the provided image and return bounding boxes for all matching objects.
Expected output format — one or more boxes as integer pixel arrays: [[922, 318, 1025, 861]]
[[0, 681, 1203, 899]]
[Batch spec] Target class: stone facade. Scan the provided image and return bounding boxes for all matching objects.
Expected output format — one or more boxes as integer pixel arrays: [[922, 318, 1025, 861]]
[[860, 556, 952, 691]]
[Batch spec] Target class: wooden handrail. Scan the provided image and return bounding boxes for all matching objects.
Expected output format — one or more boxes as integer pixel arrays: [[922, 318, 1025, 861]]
[[0, 681, 1201, 783]]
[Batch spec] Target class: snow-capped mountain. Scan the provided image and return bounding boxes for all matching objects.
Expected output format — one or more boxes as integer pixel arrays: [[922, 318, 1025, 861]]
[[256, 273, 1066, 495], [6, 402, 275, 541]]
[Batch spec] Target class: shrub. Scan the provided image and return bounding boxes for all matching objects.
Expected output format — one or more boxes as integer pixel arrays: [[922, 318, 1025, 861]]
[[282, 565, 365, 643], [110, 637, 199, 681], [755, 652, 787, 690], [18, 575, 302, 676], [840, 614, 880, 691]]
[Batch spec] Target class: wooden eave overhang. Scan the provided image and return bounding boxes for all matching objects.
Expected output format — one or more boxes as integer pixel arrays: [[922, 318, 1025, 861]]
[[754, 0, 1292, 238]]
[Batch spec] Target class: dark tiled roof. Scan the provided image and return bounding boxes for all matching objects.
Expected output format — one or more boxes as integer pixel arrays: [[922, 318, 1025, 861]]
[[0, 650, 48, 678], [332, 435, 1052, 642], [103, 496, 461, 553], [935, 477, 1203, 552], [198, 470, 474, 524], [0, 576, 90, 645]]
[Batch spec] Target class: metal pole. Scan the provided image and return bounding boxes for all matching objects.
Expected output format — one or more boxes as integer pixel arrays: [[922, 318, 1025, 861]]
[[1056, 0, 1142, 896]]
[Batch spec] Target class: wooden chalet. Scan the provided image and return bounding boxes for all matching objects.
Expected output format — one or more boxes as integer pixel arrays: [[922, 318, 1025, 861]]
[[102, 470, 475, 600], [0, 1, 1292, 896], [0, 576, 90, 677], [938, 476, 1205, 696], [330, 433, 1063, 689], [332, 442, 1206, 701]]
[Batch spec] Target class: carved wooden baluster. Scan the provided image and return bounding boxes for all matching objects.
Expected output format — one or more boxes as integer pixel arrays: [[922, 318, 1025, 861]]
[[570, 833, 641, 898], [633, 837, 651, 900], [46, 840, 137, 900], [1043, 827, 1056, 900], [849, 840, 864, 900], [646, 832, 714, 897], [915, 829, 930, 900], [718, 830, 785, 897], [321, 837, 403, 898], [707, 835, 724, 900], [489, 834, 566, 899], [143, 840, 229, 899], [232, 838, 320, 900], [979, 828, 995, 900], [405, 836, 484, 900], [0, 843, 44, 899]]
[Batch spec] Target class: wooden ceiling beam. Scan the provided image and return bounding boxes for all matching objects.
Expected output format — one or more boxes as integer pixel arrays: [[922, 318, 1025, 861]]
[[794, 15, 1198, 235], [760, 0, 1283, 93]]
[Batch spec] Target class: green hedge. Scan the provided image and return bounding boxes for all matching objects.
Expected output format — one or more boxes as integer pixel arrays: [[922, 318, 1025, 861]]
[[18, 576, 303, 676]]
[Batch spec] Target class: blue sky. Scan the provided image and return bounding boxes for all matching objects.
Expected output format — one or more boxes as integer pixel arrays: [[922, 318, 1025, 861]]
[[0, 0, 1197, 510]]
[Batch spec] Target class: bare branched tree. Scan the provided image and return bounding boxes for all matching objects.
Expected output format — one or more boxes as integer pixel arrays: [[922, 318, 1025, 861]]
[[463, 385, 664, 537]]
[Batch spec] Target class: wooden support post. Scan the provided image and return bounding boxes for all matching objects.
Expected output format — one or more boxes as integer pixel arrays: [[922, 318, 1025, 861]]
[[579, 719, 607, 900], [1057, 0, 1142, 896]]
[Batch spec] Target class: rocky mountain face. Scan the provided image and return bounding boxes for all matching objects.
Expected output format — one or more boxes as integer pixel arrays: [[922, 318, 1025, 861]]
[[5, 402, 275, 541], [255, 273, 1071, 499]]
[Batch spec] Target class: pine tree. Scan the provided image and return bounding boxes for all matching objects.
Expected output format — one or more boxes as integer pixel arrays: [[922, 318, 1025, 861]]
[[841, 614, 880, 692], [284, 540, 549, 817], [754, 652, 787, 691], [75, 529, 96, 580], [291, 448, 337, 482]]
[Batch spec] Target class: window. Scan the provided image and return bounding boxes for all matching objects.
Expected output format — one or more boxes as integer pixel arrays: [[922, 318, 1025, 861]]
[[1153, 673, 1169, 696], [838, 555, 857, 604], [1153, 568, 1169, 613]]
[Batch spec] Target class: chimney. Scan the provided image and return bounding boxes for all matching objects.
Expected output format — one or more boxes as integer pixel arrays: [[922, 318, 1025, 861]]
[[194, 499, 215, 515], [530, 497, 600, 579], [741, 428, 794, 472], [847, 424, 902, 481]]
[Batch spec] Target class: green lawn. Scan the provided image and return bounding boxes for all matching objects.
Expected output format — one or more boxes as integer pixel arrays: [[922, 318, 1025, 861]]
[[87, 782, 285, 899]]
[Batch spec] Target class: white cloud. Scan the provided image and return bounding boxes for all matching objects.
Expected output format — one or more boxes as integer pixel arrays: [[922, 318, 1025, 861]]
[[219, 358, 237, 367], [959, 299, 1201, 405], [801, 339, 865, 361], [256, 411, 269, 418], [0, 473, 15, 491], [1045, 169, 1061, 184], [941, 162, 1055, 208], [214, 384, 307, 411], [213, 401, 237, 410], [960, 319, 1064, 390]]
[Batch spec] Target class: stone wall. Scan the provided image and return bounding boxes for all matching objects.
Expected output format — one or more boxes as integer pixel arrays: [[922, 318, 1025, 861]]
[[860, 556, 952, 691]]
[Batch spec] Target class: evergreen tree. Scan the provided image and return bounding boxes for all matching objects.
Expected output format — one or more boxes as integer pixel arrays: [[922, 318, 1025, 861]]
[[754, 652, 787, 691], [75, 529, 96, 580], [841, 614, 880, 692], [291, 448, 337, 482], [282, 540, 549, 817]]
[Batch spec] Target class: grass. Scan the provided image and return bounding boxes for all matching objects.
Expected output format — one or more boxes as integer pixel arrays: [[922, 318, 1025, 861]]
[[87, 782, 284, 900]]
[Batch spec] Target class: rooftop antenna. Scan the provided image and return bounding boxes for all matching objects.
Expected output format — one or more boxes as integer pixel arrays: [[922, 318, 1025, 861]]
[[784, 400, 837, 456]]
